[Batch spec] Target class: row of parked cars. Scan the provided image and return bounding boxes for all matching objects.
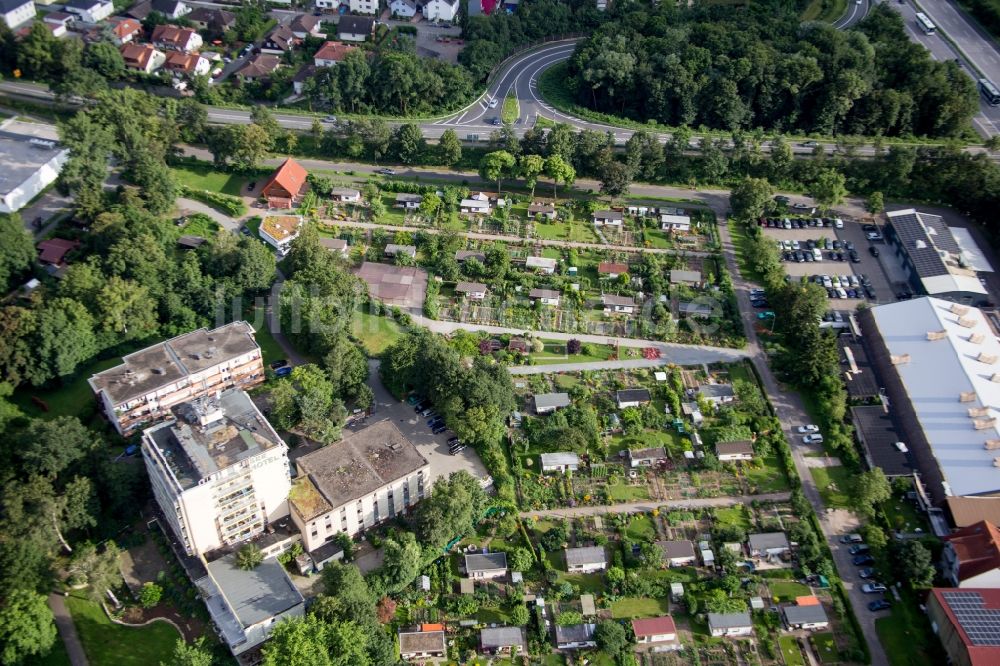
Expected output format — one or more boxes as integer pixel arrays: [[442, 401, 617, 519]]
[[807, 273, 877, 300], [759, 216, 844, 229], [408, 395, 466, 454], [776, 237, 862, 264], [839, 534, 892, 611]]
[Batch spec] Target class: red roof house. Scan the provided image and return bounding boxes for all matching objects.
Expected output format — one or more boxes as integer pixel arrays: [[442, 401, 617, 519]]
[[37, 238, 80, 265], [313, 41, 358, 67], [943, 520, 1000, 588], [261, 158, 308, 209], [928, 588, 1000, 666], [631, 616, 678, 646], [598, 262, 628, 276]]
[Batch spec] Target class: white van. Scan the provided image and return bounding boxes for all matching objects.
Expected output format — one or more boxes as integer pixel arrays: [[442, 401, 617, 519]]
[[812, 248, 822, 261]]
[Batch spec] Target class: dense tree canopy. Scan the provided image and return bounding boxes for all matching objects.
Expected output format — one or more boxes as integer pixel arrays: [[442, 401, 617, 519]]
[[567, 5, 977, 138]]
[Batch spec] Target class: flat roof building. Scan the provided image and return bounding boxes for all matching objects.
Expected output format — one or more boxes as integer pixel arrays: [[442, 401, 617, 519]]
[[289, 420, 430, 553], [564, 546, 606, 573], [89, 321, 264, 436], [142, 389, 290, 557], [0, 119, 69, 214], [534, 392, 570, 414]]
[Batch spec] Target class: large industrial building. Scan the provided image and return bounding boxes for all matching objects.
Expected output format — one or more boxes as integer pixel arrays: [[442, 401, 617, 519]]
[[141, 389, 291, 557], [0, 119, 69, 214]]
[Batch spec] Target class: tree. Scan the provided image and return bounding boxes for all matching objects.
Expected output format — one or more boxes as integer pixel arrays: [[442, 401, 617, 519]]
[[893, 540, 934, 587], [544, 155, 575, 201], [866, 191, 885, 214], [556, 611, 583, 626], [18, 416, 95, 479], [380, 532, 422, 593], [566, 339, 581, 355], [510, 604, 530, 626], [594, 620, 630, 658], [852, 468, 892, 518], [140, 582, 163, 609], [161, 638, 213, 666], [84, 41, 126, 79], [811, 169, 847, 210], [17, 22, 57, 79], [320, 562, 376, 620], [418, 193, 442, 222], [2, 475, 95, 554], [65, 541, 121, 601], [236, 543, 263, 570], [507, 547, 534, 572], [0, 215, 35, 292], [228, 123, 274, 172], [376, 597, 397, 624], [479, 151, 516, 195], [519, 154, 545, 197], [27, 297, 98, 385], [0, 589, 56, 665], [599, 159, 632, 199], [391, 123, 425, 165], [261, 615, 333, 666], [438, 128, 462, 165], [730, 177, 773, 222]]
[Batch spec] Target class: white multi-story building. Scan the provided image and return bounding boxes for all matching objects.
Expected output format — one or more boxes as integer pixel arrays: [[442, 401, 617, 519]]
[[289, 420, 430, 554], [348, 0, 378, 14], [142, 389, 291, 557], [0, 0, 34, 28], [422, 0, 459, 22], [64, 0, 113, 23], [0, 119, 68, 214], [89, 321, 265, 436]]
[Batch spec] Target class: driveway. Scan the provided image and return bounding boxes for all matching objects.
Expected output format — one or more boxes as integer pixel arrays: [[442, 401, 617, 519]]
[[176, 197, 239, 231]]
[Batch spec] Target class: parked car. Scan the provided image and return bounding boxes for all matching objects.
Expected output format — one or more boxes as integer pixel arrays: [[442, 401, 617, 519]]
[[757, 311, 775, 320], [858, 567, 876, 578], [269, 359, 288, 370], [376, 168, 397, 175], [450, 443, 467, 454], [835, 218, 844, 228], [792, 202, 813, 211], [774, 195, 790, 204], [869, 246, 880, 257], [849, 544, 871, 555], [840, 533, 863, 544], [863, 224, 877, 232], [489, 98, 499, 108], [866, 231, 883, 241], [862, 583, 888, 594], [801, 141, 819, 148], [797, 425, 820, 433], [849, 250, 861, 263], [844, 240, 855, 251], [432, 425, 447, 434], [853, 554, 876, 566], [802, 434, 824, 444], [275, 366, 292, 378], [864, 286, 877, 299], [868, 600, 891, 611], [447, 436, 460, 445]]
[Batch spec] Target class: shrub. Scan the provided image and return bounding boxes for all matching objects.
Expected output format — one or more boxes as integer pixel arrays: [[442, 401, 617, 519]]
[[139, 582, 162, 609], [179, 185, 248, 217]]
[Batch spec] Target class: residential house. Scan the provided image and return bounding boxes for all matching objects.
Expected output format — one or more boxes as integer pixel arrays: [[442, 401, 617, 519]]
[[670, 269, 702, 286], [291, 64, 316, 95], [234, 53, 281, 81], [150, 0, 190, 19], [120, 43, 167, 74], [455, 250, 486, 263], [529, 288, 560, 306], [534, 392, 570, 415], [141, 390, 290, 556], [290, 13, 323, 38], [422, 0, 460, 21], [330, 187, 361, 202], [187, 7, 235, 33], [314, 40, 357, 66], [460, 192, 492, 215], [262, 25, 298, 53], [565, 546, 607, 573], [632, 616, 679, 648], [555, 623, 597, 650], [65, 0, 113, 23], [716, 440, 754, 462], [261, 158, 307, 208], [455, 282, 488, 301], [36, 238, 79, 266], [942, 520, 1000, 588], [782, 603, 829, 631], [88, 321, 264, 436], [698, 383, 736, 405], [602, 293, 635, 315], [319, 238, 349, 255], [480, 627, 525, 655], [527, 203, 556, 220], [348, 0, 379, 13], [628, 447, 666, 468], [660, 213, 691, 233], [339, 15, 375, 41], [593, 210, 623, 227], [525, 256, 557, 274], [315, 0, 338, 9], [708, 612, 753, 637], [541, 452, 579, 473], [656, 540, 697, 567], [396, 193, 423, 209], [465, 552, 508, 579], [177, 236, 205, 250], [678, 301, 713, 319], [289, 420, 430, 554], [195, 554, 304, 660], [0, 119, 69, 214], [385, 244, 417, 259], [748, 532, 791, 559], [390, 0, 417, 17], [151, 24, 202, 52], [927, 588, 1000, 666], [398, 630, 447, 660], [106, 16, 142, 45], [0, 0, 34, 28], [164, 51, 211, 77], [42, 12, 75, 31], [598, 262, 628, 279], [617, 388, 651, 409], [259, 215, 303, 255]]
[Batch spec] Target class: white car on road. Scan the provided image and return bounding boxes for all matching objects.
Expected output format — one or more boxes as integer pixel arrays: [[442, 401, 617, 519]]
[[802, 434, 824, 444], [797, 425, 819, 434]]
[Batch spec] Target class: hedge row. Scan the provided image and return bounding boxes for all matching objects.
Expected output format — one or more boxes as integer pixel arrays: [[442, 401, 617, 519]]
[[179, 186, 248, 218]]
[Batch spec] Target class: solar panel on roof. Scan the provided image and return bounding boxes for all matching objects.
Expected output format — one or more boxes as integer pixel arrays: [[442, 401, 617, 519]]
[[942, 591, 1000, 646]]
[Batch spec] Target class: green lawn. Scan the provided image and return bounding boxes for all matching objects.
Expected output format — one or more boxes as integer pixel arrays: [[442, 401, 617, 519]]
[[65, 593, 181, 666], [533, 220, 598, 243], [810, 632, 840, 664], [530, 341, 614, 365], [501, 93, 519, 125], [246, 308, 285, 366], [36, 636, 71, 666], [350, 309, 404, 356], [743, 455, 790, 493], [876, 600, 937, 666], [558, 572, 606, 594], [714, 505, 752, 531], [801, 0, 847, 22], [179, 214, 220, 238], [884, 493, 931, 534], [809, 466, 853, 509], [171, 164, 246, 196], [779, 635, 806, 666], [625, 514, 656, 541], [610, 596, 670, 618], [768, 580, 812, 602], [13, 355, 123, 419], [607, 483, 650, 502]]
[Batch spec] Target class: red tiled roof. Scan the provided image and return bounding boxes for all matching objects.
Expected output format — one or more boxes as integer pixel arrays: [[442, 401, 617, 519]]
[[164, 51, 200, 73], [261, 158, 307, 200], [420, 623, 444, 632], [314, 41, 357, 64], [120, 43, 157, 70], [631, 616, 676, 637], [945, 520, 1000, 583], [37, 238, 80, 265], [796, 596, 820, 606], [931, 588, 1000, 666], [151, 24, 197, 48], [108, 17, 141, 39], [598, 262, 628, 274]]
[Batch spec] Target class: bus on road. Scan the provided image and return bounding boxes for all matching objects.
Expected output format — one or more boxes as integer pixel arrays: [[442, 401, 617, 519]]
[[915, 12, 936, 34], [979, 78, 1000, 106]]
